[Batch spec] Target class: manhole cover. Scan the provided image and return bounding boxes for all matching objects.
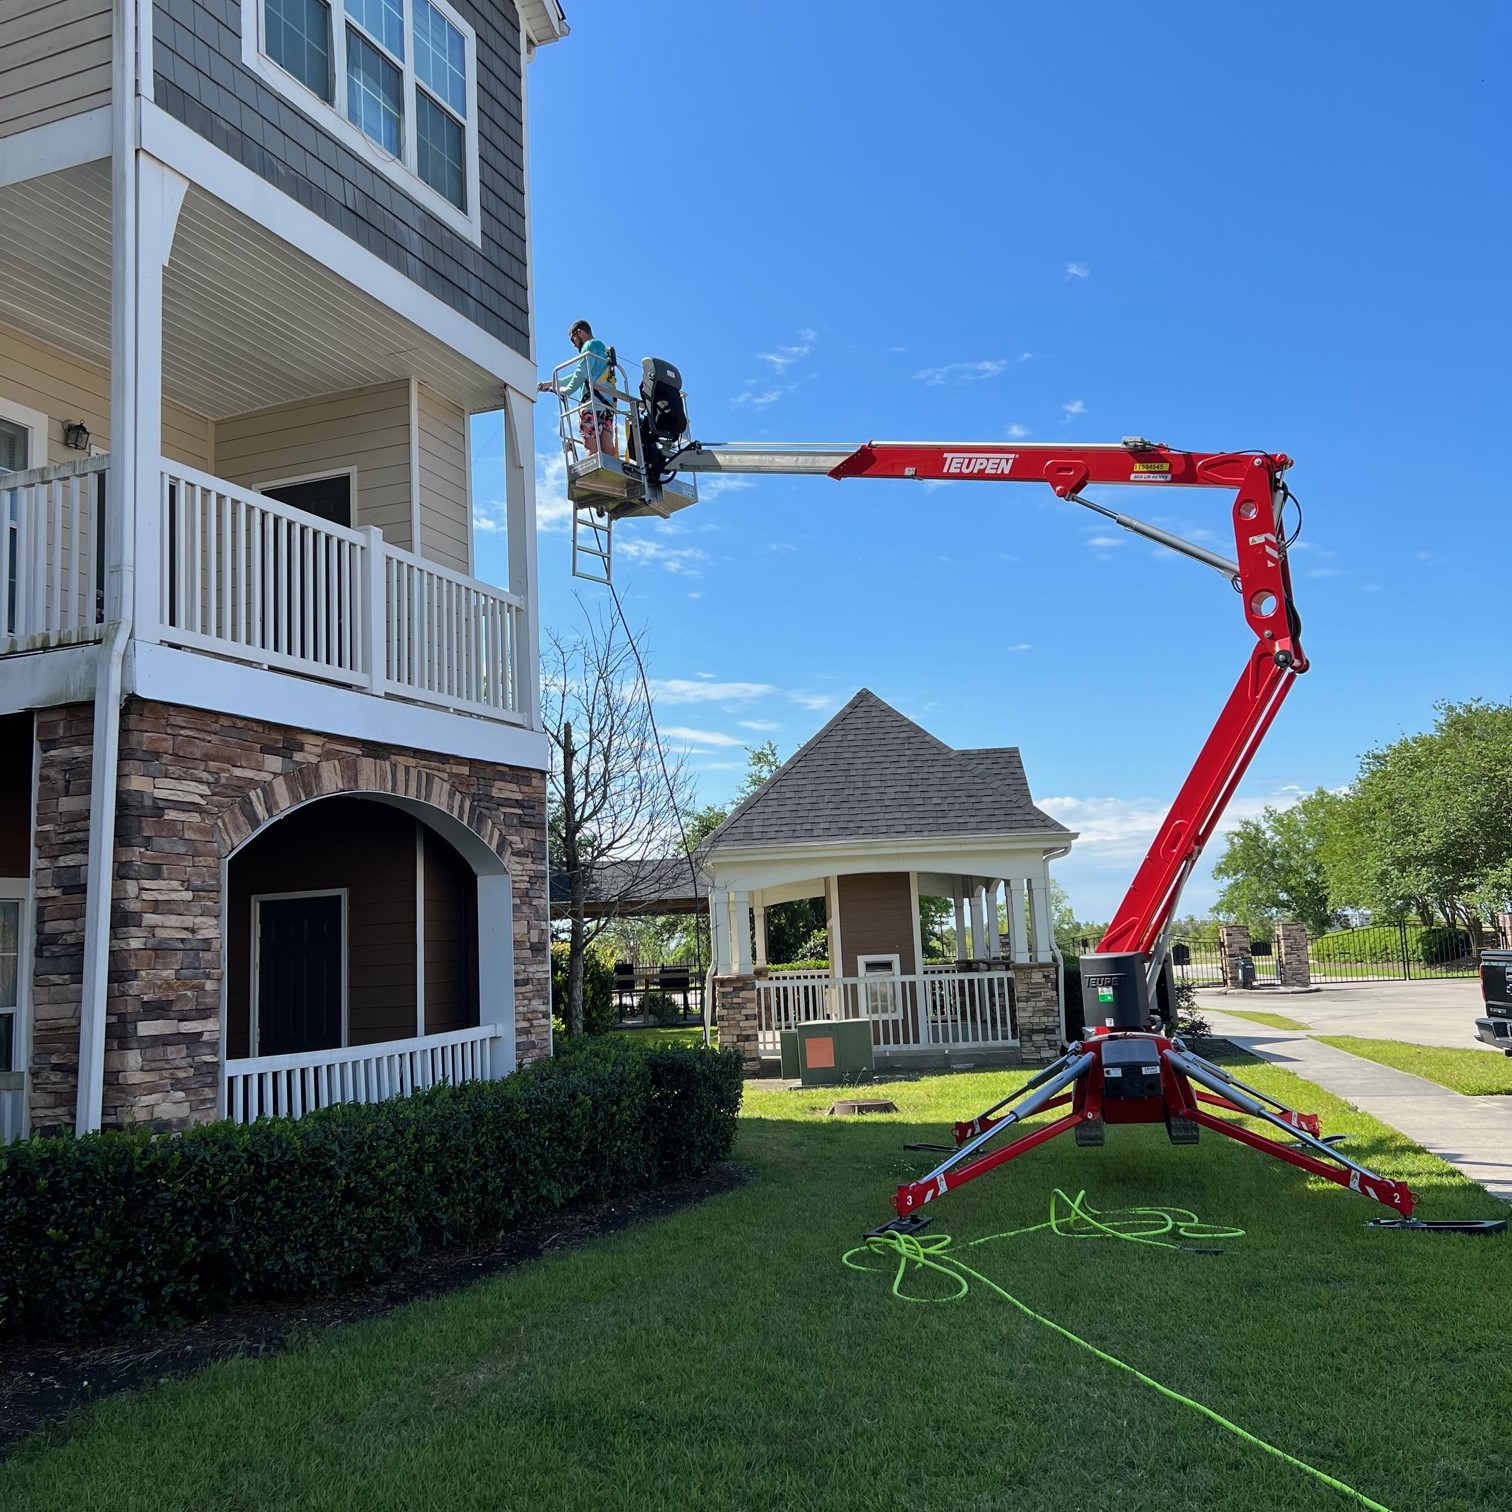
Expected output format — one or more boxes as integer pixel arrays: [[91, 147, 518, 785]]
[[828, 1099, 899, 1116]]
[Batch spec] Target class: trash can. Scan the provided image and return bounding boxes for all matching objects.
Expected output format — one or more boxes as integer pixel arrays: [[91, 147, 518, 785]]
[[779, 1021, 875, 1086], [1236, 955, 1256, 988]]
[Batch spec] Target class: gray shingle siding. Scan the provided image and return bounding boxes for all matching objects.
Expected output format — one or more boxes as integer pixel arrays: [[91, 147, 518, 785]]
[[706, 690, 1072, 850], [153, 0, 531, 356]]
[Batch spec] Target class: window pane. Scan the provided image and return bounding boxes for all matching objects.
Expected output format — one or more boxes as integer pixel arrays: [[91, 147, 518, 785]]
[[265, 0, 332, 100], [347, 29, 403, 156], [347, 0, 403, 58], [0, 418, 28, 474], [417, 92, 465, 209], [0, 900, 18, 1011], [414, 0, 467, 116]]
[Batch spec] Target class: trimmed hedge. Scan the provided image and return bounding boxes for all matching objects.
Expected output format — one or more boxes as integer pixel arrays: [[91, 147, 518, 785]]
[[0, 1042, 742, 1342]]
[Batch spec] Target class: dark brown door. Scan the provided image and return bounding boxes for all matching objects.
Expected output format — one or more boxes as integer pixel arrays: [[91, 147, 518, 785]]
[[258, 894, 344, 1056]]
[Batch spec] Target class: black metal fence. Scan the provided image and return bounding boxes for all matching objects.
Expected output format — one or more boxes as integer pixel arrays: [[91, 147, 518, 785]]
[[1307, 922, 1500, 983], [1169, 937, 1279, 988]]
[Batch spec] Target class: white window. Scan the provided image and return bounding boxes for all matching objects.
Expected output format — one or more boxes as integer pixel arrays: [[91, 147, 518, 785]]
[[245, 0, 482, 244], [857, 953, 903, 1020]]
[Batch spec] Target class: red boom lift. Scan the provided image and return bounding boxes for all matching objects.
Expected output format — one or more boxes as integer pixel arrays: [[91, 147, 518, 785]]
[[558, 361, 1420, 1227]]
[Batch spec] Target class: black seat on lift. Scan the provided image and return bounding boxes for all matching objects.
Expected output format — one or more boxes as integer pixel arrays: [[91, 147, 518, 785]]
[[640, 358, 687, 440]]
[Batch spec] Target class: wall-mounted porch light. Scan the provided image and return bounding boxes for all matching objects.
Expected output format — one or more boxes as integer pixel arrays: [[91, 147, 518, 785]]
[[62, 421, 91, 452]]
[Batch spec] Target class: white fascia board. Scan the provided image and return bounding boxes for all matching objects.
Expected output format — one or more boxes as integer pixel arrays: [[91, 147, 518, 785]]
[[128, 642, 550, 770], [519, 0, 569, 47], [0, 109, 112, 190], [138, 104, 537, 394], [0, 645, 102, 713]]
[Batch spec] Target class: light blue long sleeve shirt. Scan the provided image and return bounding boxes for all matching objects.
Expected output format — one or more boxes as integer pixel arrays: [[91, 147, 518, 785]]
[[557, 338, 610, 402]]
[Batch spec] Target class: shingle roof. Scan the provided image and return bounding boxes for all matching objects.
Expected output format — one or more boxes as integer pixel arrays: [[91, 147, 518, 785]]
[[549, 856, 708, 913], [703, 689, 1071, 851]]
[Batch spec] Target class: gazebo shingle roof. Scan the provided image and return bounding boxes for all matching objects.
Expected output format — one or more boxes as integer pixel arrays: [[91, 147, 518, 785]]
[[703, 689, 1070, 851]]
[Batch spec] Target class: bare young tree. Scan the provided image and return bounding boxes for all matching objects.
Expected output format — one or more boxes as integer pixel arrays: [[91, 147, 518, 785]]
[[543, 610, 695, 1035]]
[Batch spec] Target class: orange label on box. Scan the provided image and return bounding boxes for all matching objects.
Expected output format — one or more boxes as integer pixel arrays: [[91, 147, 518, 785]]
[[804, 1035, 836, 1070]]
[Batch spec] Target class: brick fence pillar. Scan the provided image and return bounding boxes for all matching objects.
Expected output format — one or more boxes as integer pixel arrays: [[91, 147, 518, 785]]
[[1218, 924, 1253, 989], [714, 974, 760, 1074], [1274, 921, 1311, 988], [1013, 962, 1061, 1066]]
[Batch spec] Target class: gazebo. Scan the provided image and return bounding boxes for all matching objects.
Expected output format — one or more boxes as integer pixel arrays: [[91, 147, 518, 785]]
[[701, 690, 1077, 1071]]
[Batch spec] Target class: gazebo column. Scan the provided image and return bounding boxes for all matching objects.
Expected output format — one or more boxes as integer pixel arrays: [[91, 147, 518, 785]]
[[826, 875, 846, 979], [1027, 877, 1054, 963], [753, 900, 768, 968], [1006, 878, 1030, 962], [970, 885, 989, 964], [730, 889, 753, 974], [953, 890, 968, 962], [710, 892, 731, 974]]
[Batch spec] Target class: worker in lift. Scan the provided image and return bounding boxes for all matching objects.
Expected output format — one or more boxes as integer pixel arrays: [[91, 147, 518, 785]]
[[539, 319, 616, 459]]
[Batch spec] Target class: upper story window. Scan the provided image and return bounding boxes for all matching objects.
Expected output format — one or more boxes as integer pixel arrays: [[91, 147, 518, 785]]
[[247, 0, 482, 244]]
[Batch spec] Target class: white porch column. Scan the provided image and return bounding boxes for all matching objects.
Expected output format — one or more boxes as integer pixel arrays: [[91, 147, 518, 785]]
[[970, 885, 988, 963], [826, 874, 845, 978], [710, 891, 730, 975], [731, 889, 753, 974], [1007, 878, 1030, 962], [953, 889, 968, 961], [1028, 877, 1054, 963], [503, 388, 541, 727], [753, 901, 768, 968]]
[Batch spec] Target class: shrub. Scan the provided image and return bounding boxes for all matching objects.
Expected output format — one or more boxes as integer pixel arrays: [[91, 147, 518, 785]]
[[550, 941, 617, 1035], [639, 989, 682, 1025], [1310, 923, 1474, 967], [0, 1042, 742, 1342]]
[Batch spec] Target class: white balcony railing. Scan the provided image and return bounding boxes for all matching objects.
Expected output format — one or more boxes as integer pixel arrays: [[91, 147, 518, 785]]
[[756, 970, 1017, 1057], [223, 1022, 506, 1123], [1, 456, 106, 652], [157, 462, 527, 721]]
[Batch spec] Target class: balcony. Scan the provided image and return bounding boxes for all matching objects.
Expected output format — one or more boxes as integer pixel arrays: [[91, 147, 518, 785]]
[[2, 456, 529, 724]]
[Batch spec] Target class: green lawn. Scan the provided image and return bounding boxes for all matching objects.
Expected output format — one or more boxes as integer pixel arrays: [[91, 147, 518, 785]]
[[613, 1024, 708, 1049], [1220, 1010, 1311, 1031], [4, 1066, 1507, 1511], [1314, 1036, 1512, 1096]]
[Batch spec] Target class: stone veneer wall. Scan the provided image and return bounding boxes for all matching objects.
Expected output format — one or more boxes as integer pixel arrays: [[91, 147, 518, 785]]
[[29, 698, 548, 1133], [713, 975, 760, 1074], [1012, 962, 1061, 1065], [1274, 921, 1312, 988], [1218, 924, 1253, 989]]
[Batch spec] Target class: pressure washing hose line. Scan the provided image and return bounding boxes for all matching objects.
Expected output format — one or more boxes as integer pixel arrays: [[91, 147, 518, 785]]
[[841, 1190, 1392, 1512]]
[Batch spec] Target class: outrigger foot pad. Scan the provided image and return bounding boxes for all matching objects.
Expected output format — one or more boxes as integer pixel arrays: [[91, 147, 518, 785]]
[[1366, 1218, 1507, 1236], [867, 1214, 933, 1239]]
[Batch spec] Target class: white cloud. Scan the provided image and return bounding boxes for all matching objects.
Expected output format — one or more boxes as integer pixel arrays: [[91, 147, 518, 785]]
[[739, 719, 779, 731], [789, 690, 843, 712], [1307, 567, 1345, 579], [1065, 261, 1091, 280], [1006, 423, 1031, 439], [1062, 399, 1087, 418], [648, 678, 776, 704], [732, 387, 785, 409], [912, 360, 1008, 386], [1085, 534, 1125, 549], [1041, 788, 1303, 866], [615, 538, 707, 576], [660, 725, 743, 748], [695, 475, 754, 500], [1006, 642, 1031, 652], [475, 451, 571, 537]]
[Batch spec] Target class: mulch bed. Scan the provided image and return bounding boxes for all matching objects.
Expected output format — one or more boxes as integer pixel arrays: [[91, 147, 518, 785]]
[[0, 1162, 749, 1458]]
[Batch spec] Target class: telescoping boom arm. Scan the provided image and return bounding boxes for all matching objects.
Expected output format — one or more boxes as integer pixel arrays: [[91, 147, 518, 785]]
[[670, 438, 1308, 964]]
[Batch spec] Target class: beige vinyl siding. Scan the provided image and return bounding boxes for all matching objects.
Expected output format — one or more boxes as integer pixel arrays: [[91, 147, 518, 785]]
[[0, 321, 211, 468], [416, 385, 470, 573], [0, 2, 112, 138], [215, 384, 412, 547]]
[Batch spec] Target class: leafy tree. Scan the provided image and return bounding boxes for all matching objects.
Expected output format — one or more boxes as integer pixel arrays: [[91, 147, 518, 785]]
[[1212, 788, 1345, 937], [1337, 700, 1512, 945]]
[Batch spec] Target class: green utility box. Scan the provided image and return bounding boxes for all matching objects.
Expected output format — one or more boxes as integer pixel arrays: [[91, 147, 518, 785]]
[[779, 1020, 875, 1086]]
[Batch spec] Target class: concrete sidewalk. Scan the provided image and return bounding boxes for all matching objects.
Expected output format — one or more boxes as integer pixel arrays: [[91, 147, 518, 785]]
[[1203, 1006, 1512, 1205]]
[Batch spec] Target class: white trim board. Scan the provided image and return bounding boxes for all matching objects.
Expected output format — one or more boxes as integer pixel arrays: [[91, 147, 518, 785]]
[[138, 108, 537, 394], [127, 640, 550, 770], [0, 110, 113, 191]]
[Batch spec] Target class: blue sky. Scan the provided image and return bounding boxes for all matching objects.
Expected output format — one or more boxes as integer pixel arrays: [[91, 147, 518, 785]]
[[474, 0, 1511, 920]]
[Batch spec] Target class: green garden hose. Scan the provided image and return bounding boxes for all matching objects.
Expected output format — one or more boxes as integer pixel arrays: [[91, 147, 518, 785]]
[[842, 1189, 1392, 1512]]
